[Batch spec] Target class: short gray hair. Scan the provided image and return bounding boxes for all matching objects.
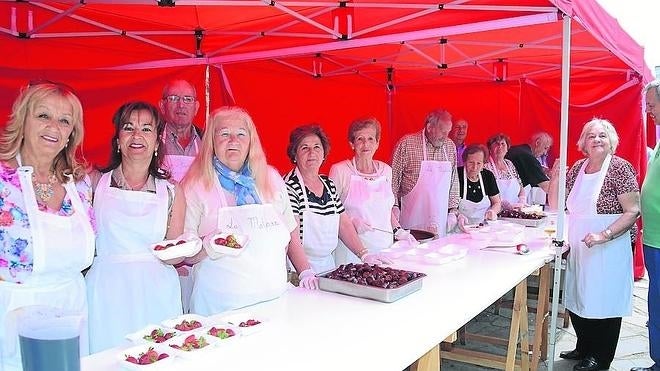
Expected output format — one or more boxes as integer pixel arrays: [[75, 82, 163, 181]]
[[643, 79, 660, 99], [577, 118, 619, 155], [424, 108, 452, 127]]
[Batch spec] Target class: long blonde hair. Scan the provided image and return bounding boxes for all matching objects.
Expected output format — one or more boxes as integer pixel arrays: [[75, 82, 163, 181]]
[[0, 82, 87, 182], [182, 106, 275, 202]]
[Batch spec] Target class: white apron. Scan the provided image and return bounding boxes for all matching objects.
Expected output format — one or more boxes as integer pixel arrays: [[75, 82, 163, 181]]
[[489, 159, 521, 206], [190, 191, 290, 316], [400, 132, 452, 237], [565, 155, 633, 318], [163, 139, 198, 314], [458, 170, 491, 225], [334, 160, 395, 265], [85, 171, 181, 353], [295, 167, 340, 273], [525, 185, 547, 206], [1, 164, 95, 371]]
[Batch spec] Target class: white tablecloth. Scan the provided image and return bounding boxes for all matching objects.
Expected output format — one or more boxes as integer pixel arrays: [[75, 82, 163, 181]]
[[82, 228, 558, 371]]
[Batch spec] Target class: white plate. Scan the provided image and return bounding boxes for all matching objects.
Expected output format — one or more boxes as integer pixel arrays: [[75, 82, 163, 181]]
[[161, 314, 208, 332], [219, 312, 266, 336], [164, 330, 218, 360], [424, 244, 468, 265], [126, 324, 179, 345], [150, 234, 202, 261], [204, 232, 249, 259], [118, 343, 174, 370]]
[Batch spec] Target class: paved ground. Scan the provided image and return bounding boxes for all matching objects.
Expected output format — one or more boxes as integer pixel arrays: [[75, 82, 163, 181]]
[[441, 274, 652, 371]]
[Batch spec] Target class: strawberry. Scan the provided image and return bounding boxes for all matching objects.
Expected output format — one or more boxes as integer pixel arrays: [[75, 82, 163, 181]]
[[125, 356, 138, 364], [176, 240, 186, 245], [157, 353, 169, 360]]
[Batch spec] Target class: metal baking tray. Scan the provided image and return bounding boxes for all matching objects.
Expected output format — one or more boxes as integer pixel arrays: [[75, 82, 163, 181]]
[[499, 216, 547, 227], [317, 269, 426, 303]]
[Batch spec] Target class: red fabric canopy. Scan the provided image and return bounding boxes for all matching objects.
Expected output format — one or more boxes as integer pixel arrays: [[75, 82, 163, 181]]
[[0, 0, 653, 276]]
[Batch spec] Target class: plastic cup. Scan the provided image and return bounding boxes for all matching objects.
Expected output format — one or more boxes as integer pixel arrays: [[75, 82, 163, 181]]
[[17, 307, 82, 371]]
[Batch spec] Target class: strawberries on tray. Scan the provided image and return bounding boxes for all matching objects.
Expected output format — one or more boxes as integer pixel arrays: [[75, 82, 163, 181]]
[[213, 234, 242, 249], [142, 328, 176, 343], [238, 319, 261, 327], [169, 334, 209, 351], [207, 327, 236, 339], [153, 240, 187, 251], [124, 347, 169, 365], [174, 319, 203, 331]]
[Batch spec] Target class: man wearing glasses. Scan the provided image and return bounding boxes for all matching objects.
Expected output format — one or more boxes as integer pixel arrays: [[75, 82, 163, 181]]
[[159, 79, 203, 183], [159, 79, 203, 314]]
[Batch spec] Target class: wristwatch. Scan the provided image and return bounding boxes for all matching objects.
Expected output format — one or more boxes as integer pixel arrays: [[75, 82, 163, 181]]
[[393, 226, 402, 234], [603, 228, 613, 240]]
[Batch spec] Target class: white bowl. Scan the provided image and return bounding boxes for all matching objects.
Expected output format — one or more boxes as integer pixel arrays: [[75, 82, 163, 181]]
[[218, 312, 266, 336], [164, 330, 218, 360], [161, 314, 208, 332], [151, 234, 202, 261], [125, 324, 179, 345], [117, 343, 174, 370], [204, 232, 249, 259]]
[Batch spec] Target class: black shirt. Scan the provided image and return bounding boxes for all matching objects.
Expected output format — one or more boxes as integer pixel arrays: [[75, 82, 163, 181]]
[[505, 144, 549, 187], [457, 167, 499, 203]]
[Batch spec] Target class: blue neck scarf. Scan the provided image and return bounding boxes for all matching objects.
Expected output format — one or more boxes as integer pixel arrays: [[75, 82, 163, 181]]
[[212, 156, 261, 206]]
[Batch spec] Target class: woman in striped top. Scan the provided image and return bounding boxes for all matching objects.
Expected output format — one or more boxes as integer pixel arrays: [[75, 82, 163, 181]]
[[284, 124, 392, 273]]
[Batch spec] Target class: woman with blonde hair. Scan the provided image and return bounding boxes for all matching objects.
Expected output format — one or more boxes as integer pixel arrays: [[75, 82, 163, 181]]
[[0, 82, 95, 370], [179, 106, 316, 316]]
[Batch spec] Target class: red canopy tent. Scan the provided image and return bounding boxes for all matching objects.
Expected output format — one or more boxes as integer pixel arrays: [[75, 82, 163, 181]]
[[0, 0, 654, 364]]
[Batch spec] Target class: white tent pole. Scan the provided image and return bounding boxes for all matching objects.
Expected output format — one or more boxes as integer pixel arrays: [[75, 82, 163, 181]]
[[205, 64, 210, 124], [548, 12, 571, 371]]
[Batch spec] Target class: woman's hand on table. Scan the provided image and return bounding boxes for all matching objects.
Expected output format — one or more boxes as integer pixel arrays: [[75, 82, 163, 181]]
[[485, 209, 498, 221], [456, 214, 469, 232], [361, 252, 393, 265], [581, 232, 609, 248], [298, 269, 319, 290]]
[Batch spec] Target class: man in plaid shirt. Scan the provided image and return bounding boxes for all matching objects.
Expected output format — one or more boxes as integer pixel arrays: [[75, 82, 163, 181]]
[[391, 108, 461, 237]]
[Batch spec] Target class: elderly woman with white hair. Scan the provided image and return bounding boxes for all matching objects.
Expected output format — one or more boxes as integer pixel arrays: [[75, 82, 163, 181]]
[[549, 118, 640, 371]]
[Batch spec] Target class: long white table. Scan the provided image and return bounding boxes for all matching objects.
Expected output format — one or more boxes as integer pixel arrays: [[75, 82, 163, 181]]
[[82, 229, 556, 371]]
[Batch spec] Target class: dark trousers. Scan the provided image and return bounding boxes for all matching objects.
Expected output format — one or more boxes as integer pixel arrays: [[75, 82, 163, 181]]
[[568, 310, 621, 367], [644, 244, 660, 366]]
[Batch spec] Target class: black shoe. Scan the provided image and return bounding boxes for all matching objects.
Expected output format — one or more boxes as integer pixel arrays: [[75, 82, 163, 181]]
[[560, 349, 584, 360], [573, 356, 608, 371]]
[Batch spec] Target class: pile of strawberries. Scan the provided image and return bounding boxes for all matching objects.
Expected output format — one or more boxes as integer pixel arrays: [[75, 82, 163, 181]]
[[125, 347, 169, 365], [214, 235, 242, 249], [142, 328, 176, 343], [238, 319, 261, 327], [207, 327, 236, 339], [174, 319, 203, 331], [169, 334, 209, 351], [154, 240, 187, 251]]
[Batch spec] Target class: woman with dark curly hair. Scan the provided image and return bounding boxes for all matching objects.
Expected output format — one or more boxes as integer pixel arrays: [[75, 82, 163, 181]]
[[284, 124, 391, 274]]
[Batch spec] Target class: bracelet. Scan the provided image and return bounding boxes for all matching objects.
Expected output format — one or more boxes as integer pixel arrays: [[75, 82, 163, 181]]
[[393, 226, 402, 234], [603, 228, 613, 240], [356, 248, 369, 259]]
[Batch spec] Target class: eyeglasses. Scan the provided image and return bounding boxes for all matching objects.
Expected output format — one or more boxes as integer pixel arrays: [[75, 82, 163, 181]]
[[163, 95, 196, 104]]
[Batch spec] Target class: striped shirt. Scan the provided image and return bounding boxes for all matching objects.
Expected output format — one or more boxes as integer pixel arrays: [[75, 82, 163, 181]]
[[283, 170, 345, 242], [391, 130, 460, 209]]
